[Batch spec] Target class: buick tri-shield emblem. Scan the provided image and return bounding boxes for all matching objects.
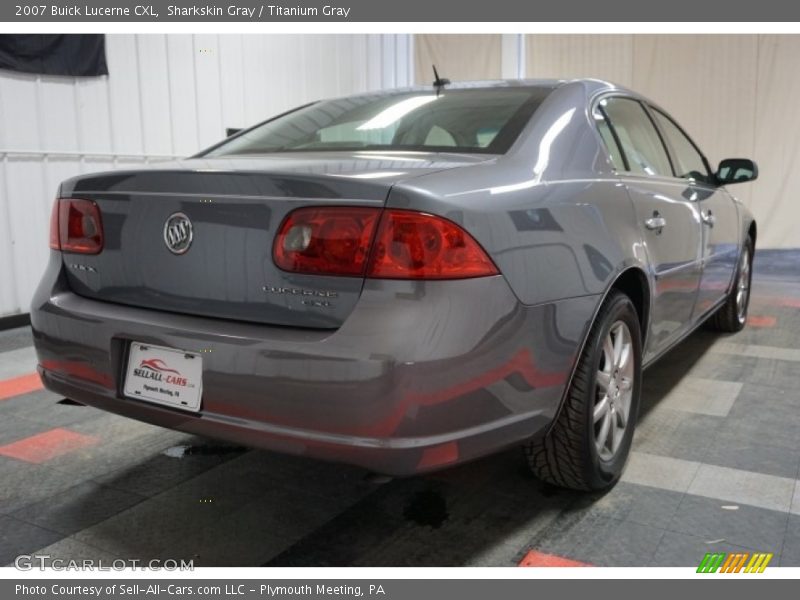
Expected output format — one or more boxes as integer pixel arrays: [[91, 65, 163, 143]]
[[163, 212, 193, 255]]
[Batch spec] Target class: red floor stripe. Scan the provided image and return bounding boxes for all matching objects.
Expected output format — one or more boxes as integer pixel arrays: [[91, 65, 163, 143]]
[[0, 428, 99, 463], [748, 315, 777, 328], [519, 550, 592, 567], [0, 372, 43, 401]]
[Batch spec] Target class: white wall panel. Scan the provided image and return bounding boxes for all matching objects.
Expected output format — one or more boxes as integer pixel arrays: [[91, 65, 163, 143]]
[[0, 74, 41, 150], [39, 77, 80, 152], [193, 34, 224, 149], [75, 77, 114, 153], [365, 35, 384, 91], [393, 35, 413, 88], [218, 35, 245, 134], [240, 36, 270, 126], [45, 158, 83, 196], [166, 35, 201, 155], [105, 34, 144, 153], [0, 161, 18, 313], [0, 33, 414, 318], [4, 159, 49, 310], [501, 34, 525, 79], [136, 35, 175, 155]]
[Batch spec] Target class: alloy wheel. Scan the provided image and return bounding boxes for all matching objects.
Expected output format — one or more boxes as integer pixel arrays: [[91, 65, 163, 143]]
[[593, 320, 634, 461], [736, 249, 751, 323]]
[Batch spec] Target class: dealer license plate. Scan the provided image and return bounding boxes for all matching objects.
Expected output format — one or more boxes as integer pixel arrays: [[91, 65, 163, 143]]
[[123, 342, 203, 412]]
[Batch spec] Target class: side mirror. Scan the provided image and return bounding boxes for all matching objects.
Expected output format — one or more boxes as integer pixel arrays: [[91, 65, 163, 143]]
[[716, 158, 758, 185]]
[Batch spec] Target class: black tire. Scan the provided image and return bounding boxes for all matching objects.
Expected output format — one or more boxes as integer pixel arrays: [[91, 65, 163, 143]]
[[707, 237, 753, 333], [524, 290, 642, 491]]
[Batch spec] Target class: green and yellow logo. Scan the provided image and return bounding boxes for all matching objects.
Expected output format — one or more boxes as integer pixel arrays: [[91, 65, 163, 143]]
[[697, 552, 773, 573]]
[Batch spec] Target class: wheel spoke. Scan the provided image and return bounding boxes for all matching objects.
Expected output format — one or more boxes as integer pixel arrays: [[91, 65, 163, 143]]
[[612, 325, 624, 367], [618, 343, 631, 371], [596, 370, 611, 392], [609, 413, 619, 452], [594, 395, 609, 423], [603, 336, 615, 369], [596, 412, 611, 452], [618, 376, 632, 391], [616, 401, 628, 428], [736, 250, 751, 320]]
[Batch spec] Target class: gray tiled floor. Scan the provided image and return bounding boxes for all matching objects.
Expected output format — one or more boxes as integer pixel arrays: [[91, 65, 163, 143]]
[[1, 250, 799, 567], [11, 481, 148, 536], [621, 453, 700, 493], [633, 409, 723, 462], [653, 530, 759, 567], [648, 377, 742, 417], [666, 494, 789, 552], [570, 481, 685, 530], [0, 515, 63, 566], [531, 510, 667, 567], [781, 515, 800, 566], [703, 429, 800, 480]]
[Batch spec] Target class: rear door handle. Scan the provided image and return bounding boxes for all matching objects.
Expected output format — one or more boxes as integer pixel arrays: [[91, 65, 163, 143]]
[[701, 210, 716, 226], [645, 215, 667, 231]]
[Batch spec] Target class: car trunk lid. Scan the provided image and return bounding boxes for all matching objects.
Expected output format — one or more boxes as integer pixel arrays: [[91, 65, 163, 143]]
[[58, 152, 490, 328]]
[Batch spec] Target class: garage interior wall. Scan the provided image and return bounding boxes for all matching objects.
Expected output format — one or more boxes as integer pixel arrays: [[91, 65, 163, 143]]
[[416, 34, 799, 250], [0, 34, 414, 318], [414, 35, 502, 84]]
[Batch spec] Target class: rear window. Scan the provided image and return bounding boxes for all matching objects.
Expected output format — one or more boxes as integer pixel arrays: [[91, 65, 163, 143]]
[[205, 87, 552, 156]]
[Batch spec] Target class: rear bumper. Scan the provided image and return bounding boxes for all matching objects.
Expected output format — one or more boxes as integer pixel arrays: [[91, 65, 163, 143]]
[[31, 254, 598, 475]]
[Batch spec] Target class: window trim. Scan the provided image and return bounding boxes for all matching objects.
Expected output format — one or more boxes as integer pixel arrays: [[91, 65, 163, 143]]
[[592, 93, 678, 180], [646, 105, 717, 187], [193, 101, 318, 158], [640, 102, 678, 177], [594, 103, 630, 172]]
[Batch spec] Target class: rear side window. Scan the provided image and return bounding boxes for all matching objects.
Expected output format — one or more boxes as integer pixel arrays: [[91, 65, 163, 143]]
[[651, 109, 713, 185], [598, 97, 672, 177], [594, 112, 626, 171]]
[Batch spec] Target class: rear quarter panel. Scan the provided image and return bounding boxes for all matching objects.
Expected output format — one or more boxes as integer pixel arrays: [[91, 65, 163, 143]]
[[389, 177, 645, 307], [387, 80, 649, 308]]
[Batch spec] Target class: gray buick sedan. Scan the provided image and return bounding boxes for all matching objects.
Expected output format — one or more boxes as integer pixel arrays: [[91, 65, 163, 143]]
[[31, 79, 757, 490]]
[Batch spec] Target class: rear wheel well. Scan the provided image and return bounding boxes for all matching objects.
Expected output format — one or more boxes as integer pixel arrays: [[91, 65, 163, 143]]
[[611, 268, 650, 346]]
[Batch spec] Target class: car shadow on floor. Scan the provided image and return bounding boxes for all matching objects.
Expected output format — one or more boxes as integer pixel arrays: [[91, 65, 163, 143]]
[[46, 327, 727, 567], [80, 433, 577, 566], [637, 327, 722, 420]]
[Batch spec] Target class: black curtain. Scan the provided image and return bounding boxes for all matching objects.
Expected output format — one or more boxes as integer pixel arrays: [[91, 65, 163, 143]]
[[0, 35, 108, 77]]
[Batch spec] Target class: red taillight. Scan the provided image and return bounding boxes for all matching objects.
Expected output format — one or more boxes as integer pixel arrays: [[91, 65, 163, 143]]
[[366, 210, 498, 279], [273, 207, 498, 280], [54, 198, 104, 254], [273, 207, 381, 276]]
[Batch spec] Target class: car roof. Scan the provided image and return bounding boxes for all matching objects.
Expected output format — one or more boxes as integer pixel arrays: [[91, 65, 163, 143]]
[[333, 78, 627, 103]]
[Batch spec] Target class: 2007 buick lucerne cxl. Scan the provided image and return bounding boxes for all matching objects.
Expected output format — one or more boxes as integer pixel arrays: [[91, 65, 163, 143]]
[[32, 79, 758, 490]]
